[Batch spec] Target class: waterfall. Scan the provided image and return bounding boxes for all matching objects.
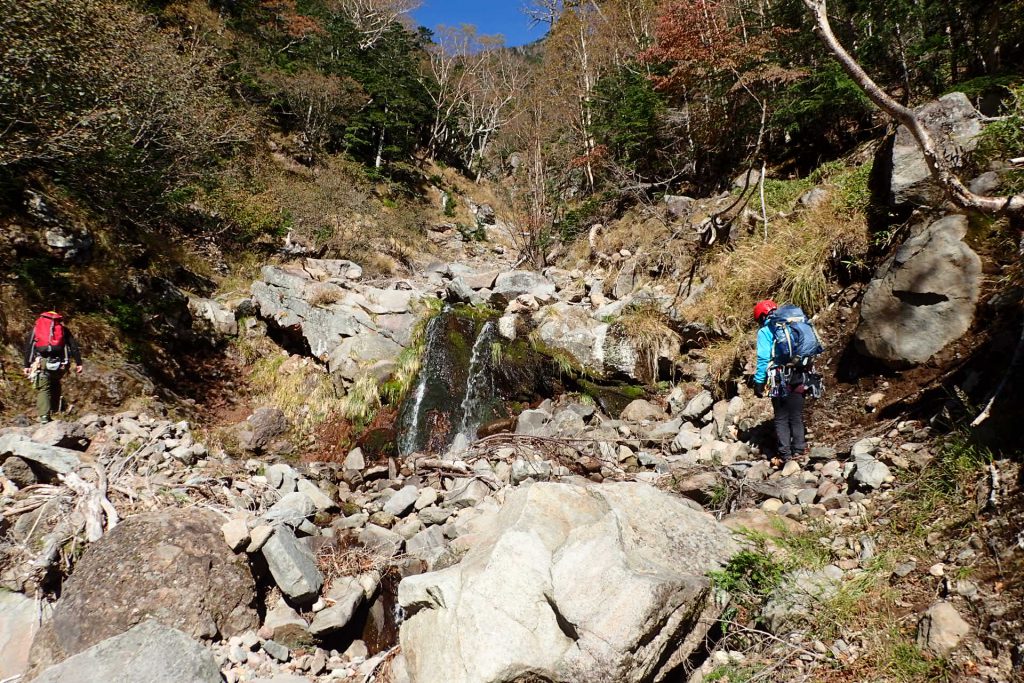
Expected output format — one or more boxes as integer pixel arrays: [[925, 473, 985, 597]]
[[457, 320, 497, 441], [396, 312, 448, 457], [395, 310, 502, 456]]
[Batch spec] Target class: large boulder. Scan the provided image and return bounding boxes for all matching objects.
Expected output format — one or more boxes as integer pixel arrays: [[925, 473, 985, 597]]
[[32, 621, 221, 683], [891, 92, 984, 207], [28, 509, 257, 671], [855, 214, 981, 366], [398, 481, 739, 683]]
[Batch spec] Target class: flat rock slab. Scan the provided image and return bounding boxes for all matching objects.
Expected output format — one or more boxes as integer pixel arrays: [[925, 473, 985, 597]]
[[0, 433, 81, 475], [33, 620, 222, 683]]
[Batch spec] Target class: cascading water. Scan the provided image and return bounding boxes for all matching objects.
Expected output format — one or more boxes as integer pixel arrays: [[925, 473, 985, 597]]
[[395, 309, 502, 456], [457, 320, 498, 441], [396, 312, 448, 457]]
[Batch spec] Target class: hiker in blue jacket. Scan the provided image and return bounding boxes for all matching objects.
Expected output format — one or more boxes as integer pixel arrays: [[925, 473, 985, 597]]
[[752, 299, 807, 465]]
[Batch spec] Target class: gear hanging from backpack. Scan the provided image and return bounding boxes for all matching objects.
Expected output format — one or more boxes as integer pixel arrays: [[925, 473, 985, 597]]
[[766, 304, 824, 367]]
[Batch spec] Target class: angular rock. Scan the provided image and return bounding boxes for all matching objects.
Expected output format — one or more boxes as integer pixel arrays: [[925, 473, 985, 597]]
[[264, 598, 309, 644], [3, 455, 38, 488], [29, 510, 257, 672], [344, 447, 366, 471], [681, 390, 714, 420], [32, 621, 221, 683], [358, 524, 404, 558], [0, 434, 81, 475], [444, 479, 490, 508], [266, 463, 299, 493], [244, 407, 288, 452], [32, 421, 88, 450], [672, 470, 724, 505], [398, 481, 739, 683], [515, 409, 551, 436], [671, 427, 703, 453], [188, 296, 238, 337], [532, 302, 608, 375], [310, 577, 366, 637], [406, 525, 447, 562], [261, 526, 324, 605], [917, 601, 970, 657], [264, 491, 316, 528], [222, 518, 251, 552], [492, 271, 555, 302], [297, 479, 337, 512], [850, 455, 892, 490], [383, 485, 419, 517], [855, 215, 982, 366]]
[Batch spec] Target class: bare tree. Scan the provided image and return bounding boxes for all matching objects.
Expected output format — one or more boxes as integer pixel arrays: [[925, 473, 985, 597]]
[[332, 0, 421, 50], [803, 0, 1024, 216], [423, 25, 486, 160], [461, 39, 527, 181]]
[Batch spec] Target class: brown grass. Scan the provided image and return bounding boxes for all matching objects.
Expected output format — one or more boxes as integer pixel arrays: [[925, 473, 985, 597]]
[[685, 199, 868, 329]]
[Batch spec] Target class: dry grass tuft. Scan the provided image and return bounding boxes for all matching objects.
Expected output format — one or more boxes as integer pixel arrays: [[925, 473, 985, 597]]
[[307, 285, 343, 308], [685, 199, 868, 330], [246, 352, 341, 433]]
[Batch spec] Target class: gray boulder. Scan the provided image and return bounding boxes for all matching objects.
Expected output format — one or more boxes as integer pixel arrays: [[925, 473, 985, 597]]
[[238, 407, 288, 453], [263, 491, 316, 527], [0, 434, 81, 475], [398, 481, 738, 683], [532, 302, 608, 375], [493, 271, 555, 302], [261, 526, 324, 605], [619, 399, 667, 423], [187, 296, 238, 337], [891, 93, 984, 207], [855, 215, 981, 366], [681, 390, 714, 420], [31, 421, 88, 450], [33, 621, 221, 683], [28, 510, 257, 671]]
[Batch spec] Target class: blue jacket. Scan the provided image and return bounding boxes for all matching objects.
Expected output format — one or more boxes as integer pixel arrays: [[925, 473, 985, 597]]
[[753, 323, 773, 385]]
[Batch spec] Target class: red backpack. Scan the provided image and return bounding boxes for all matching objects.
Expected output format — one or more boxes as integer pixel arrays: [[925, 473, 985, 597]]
[[33, 312, 66, 351]]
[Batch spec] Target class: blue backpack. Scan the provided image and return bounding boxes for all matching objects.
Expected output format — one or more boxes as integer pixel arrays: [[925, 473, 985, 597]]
[[767, 304, 823, 366]]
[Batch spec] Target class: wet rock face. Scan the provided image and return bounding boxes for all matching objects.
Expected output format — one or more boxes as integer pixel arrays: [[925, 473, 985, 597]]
[[398, 481, 739, 683], [855, 214, 981, 366], [28, 509, 258, 672]]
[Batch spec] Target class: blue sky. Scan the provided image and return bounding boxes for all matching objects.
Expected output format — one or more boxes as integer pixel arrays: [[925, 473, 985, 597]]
[[412, 1, 546, 46]]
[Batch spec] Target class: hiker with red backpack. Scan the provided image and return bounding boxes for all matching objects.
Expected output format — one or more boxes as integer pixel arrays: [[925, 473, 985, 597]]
[[22, 311, 83, 423], [751, 300, 824, 466]]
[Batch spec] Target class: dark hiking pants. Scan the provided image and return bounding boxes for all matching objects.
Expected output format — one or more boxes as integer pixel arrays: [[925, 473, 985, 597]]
[[771, 390, 806, 459], [34, 369, 64, 422]]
